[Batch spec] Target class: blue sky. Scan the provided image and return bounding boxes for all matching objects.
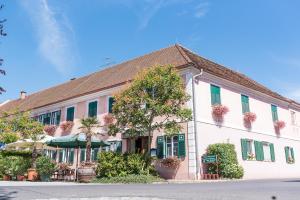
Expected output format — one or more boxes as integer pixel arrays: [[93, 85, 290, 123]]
[[1, 0, 300, 102]]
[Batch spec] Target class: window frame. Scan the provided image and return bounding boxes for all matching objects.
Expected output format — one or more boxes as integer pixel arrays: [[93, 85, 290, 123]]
[[290, 110, 297, 126], [241, 94, 250, 114], [165, 135, 179, 157], [107, 96, 115, 113], [210, 84, 221, 106], [271, 104, 279, 122]]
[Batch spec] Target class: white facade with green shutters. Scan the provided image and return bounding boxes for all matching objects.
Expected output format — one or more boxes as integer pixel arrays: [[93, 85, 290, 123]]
[[186, 69, 300, 179]]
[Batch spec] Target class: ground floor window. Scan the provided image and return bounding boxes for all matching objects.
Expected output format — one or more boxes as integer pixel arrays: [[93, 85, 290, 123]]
[[241, 139, 275, 162], [285, 146, 295, 164], [157, 134, 185, 159]]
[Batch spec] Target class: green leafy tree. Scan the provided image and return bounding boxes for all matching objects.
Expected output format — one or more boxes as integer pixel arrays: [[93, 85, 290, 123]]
[[0, 111, 44, 168], [79, 117, 100, 163], [109, 65, 192, 153]]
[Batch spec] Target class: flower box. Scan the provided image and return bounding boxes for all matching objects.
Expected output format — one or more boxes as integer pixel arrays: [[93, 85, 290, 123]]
[[274, 120, 286, 130], [244, 112, 257, 123], [44, 125, 57, 136], [212, 104, 229, 122], [60, 121, 74, 132], [103, 114, 115, 125]]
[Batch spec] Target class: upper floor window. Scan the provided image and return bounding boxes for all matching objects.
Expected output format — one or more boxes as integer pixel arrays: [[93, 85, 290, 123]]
[[271, 105, 278, 122], [108, 97, 115, 113], [291, 111, 297, 125], [37, 110, 61, 125], [241, 95, 250, 114], [88, 101, 98, 117], [66, 107, 75, 121], [210, 84, 221, 105]]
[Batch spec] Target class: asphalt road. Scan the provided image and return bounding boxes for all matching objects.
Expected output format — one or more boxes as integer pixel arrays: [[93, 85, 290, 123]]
[[1, 179, 300, 200]]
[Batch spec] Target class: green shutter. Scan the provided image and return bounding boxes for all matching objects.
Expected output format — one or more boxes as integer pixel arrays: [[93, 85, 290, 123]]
[[271, 105, 278, 122], [241, 139, 248, 160], [178, 134, 186, 158], [241, 95, 250, 114], [56, 111, 61, 125], [80, 148, 86, 162], [59, 149, 64, 163], [108, 97, 115, 113], [291, 147, 295, 162], [269, 143, 275, 162], [88, 101, 98, 117], [93, 148, 99, 161], [69, 149, 74, 164], [157, 136, 165, 159], [284, 147, 289, 163], [210, 85, 221, 105], [116, 141, 122, 153], [66, 107, 75, 121], [254, 141, 264, 161]]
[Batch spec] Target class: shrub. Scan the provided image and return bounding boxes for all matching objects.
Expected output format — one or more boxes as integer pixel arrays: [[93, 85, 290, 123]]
[[222, 164, 244, 179], [96, 152, 155, 178], [0, 132, 19, 144], [36, 156, 57, 176], [206, 143, 243, 179], [93, 174, 163, 184], [0, 156, 31, 178], [96, 151, 127, 178], [0, 149, 33, 158]]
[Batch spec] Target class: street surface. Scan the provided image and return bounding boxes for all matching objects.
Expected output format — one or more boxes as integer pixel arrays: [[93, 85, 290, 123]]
[[1, 179, 300, 200]]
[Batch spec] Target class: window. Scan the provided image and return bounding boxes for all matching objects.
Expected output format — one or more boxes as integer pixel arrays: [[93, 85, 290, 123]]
[[109, 141, 122, 153], [241, 95, 250, 114], [88, 101, 98, 117], [157, 134, 185, 159], [80, 148, 86, 162], [271, 105, 278, 122], [66, 107, 75, 121], [210, 85, 221, 105], [37, 110, 61, 125], [108, 97, 115, 113], [285, 146, 295, 164], [241, 139, 275, 162], [291, 111, 297, 125]]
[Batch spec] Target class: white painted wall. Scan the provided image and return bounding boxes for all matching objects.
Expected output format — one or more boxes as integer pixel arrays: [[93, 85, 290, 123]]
[[191, 71, 300, 179]]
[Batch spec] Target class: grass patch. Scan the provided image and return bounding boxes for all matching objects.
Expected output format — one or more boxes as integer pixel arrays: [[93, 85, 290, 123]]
[[93, 174, 164, 184]]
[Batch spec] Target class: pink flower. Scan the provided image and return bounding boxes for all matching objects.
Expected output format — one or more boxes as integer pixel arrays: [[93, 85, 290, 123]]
[[274, 120, 285, 130], [244, 112, 257, 123], [103, 114, 115, 125], [60, 121, 74, 132], [44, 125, 57, 136], [212, 105, 229, 123]]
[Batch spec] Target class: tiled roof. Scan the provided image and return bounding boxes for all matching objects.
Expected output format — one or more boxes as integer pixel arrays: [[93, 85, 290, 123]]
[[0, 44, 298, 113]]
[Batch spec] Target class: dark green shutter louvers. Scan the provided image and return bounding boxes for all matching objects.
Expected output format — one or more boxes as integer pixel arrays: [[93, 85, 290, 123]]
[[210, 85, 221, 105], [254, 141, 264, 161], [108, 97, 115, 113], [88, 101, 98, 117], [66, 107, 75, 121], [178, 134, 186, 158], [241, 139, 248, 160], [269, 143, 275, 162], [241, 95, 250, 114], [291, 148, 295, 162], [157, 136, 165, 159], [271, 105, 278, 122], [284, 147, 289, 163]]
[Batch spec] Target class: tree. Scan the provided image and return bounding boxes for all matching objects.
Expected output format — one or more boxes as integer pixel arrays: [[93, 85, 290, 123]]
[[0, 4, 6, 94], [79, 117, 100, 163], [0, 111, 44, 168], [108, 65, 192, 153]]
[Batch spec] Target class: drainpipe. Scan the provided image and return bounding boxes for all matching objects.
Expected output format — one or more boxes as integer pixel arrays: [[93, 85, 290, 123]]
[[192, 69, 203, 180]]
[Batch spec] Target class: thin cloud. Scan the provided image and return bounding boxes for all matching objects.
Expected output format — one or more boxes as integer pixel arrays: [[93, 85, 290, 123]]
[[21, 0, 76, 76], [194, 2, 210, 18]]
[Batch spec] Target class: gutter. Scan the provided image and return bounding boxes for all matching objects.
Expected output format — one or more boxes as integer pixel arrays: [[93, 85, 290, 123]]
[[191, 69, 203, 180]]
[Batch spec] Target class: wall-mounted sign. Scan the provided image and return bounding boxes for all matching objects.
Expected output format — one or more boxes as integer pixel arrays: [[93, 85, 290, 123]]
[[202, 155, 217, 163]]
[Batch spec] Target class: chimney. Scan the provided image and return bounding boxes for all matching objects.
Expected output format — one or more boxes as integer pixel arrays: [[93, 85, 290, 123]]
[[20, 91, 27, 100]]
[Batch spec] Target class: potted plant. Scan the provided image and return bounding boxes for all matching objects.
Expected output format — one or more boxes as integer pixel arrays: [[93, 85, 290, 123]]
[[77, 117, 100, 183], [288, 156, 294, 164], [243, 112, 257, 129], [156, 157, 181, 179], [16, 157, 31, 181], [44, 125, 57, 136], [60, 121, 74, 132], [247, 153, 255, 160], [36, 156, 57, 182], [212, 104, 229, 123]]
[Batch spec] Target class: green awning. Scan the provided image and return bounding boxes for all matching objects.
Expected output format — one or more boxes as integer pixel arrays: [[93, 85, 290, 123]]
[[46, 133, 110, 148]]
